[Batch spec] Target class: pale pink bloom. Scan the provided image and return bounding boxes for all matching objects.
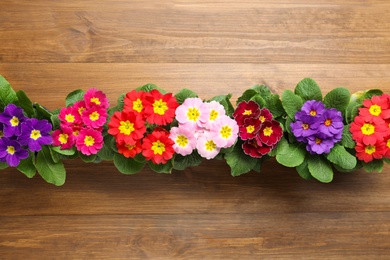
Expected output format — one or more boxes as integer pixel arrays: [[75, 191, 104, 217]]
[[169, 126, 197, 156], [196, 131, 220, 160], [175, 98, 207, 130], [200, 101, 226, 130], [210, 115, 239, 148]]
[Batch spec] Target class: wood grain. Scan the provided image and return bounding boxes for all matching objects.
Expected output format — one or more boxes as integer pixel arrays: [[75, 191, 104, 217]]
[[1, 0, 390, 259]]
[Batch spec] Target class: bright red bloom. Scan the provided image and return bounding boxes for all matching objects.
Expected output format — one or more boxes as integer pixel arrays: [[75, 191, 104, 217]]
[[123, 90, 148, 118], [116, 139, 142, 158], [233, 100, 260, 126], [359, 94, 390, 120], [142, 129, 175, 164], [108, 111, 146, 145], [238, 117, 261, 140], [355, 140, 386, 163], [350, 116, 387, 145], [257, 108, 273, 123], [143, 90, 179, 125], [242, 139, 272, 158], [257, 120, 283, 146], [384, 135, 390, 158]]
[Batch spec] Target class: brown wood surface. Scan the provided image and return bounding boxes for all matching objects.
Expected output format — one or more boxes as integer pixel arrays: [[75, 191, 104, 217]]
[[0, 0, 390, 259]]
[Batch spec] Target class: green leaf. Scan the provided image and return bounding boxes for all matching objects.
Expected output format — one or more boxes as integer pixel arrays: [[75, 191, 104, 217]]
[[49, 146, 60, 163], [252, 158, 265, 173], [295, 78, 322, 101], [50, 114, 61, 130], [79, 152, 97, 163], [34, 103, 52, 120], [16, 152, 36, 178], [237, 89, 257, 104], [14, 90, 35, 117], [51, 146, 76, 156], [0, 161, 8, 170], [383, 158, 390, 164], [136, 83, 166, 94], [174, 89, 198, 105], [323, 88, 351, 117], [264, 94, 284, 118], [209, 94, 234, 117], [251, 95, 266, 108], [173, 151, 203, 170], [225, 141, 258, 176], [325, 144, 357, 170], [275, 138, 306, 167], [251, 84, 272, 97], [65, 89, 85, 107], [116, 93, 126, 112], [36, 146, 66, 186], [362, 89, 383, 100], [0, 75, 18, 110], [281, 90, 303, 119], [148, 159, 174, 174], [308, 156, 333, 183], [341, 125, 355, 149], [363, 160, 384, 173], [113, 153, 145, 174], [345, 99, 361, 124], [296, 159, 313, 180], [97, 143, 114, 161]]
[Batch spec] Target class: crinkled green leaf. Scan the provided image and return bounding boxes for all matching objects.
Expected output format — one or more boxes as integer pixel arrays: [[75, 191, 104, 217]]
[[363, 160, 384, 173], [341, 125, 355, 149], [325, 144, 357, 170], [136, 83, 166, 94], [295, 78, 322, 101], [276, 138, 306, 167], [281, 90, 303, 119], [264, 94, 284, 118], [237, 89, 257, 104], [173, 151, 203, 170], [251, 94, 266, 108], [174, 89, 198, 105], [296, 159, 313, 180], [323, 88, 350, 117], [15, 90, 35, 117], [0, 75, 18, 110], [36, 146, 66, 186], [65, 89, 85, 107], [16, 152, 36, 178], [34, 103, 52, 120], [225, 141, 258, 176], [96, 143, 114, 161], [113, 153, 145, 174], [209, 94, 234, 117], [362, 89, 383, 100], [251, 84, 272, 97], [345, 99, 361, 124], [308, 155, 333, 183]]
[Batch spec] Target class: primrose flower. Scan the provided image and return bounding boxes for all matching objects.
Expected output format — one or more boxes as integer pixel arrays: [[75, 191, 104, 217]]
[[123, 90, 148, 118], [108, 111, 146, 145], [257, 108, 273, 123], [169, 126, 197, 156], [257, 120, 283, 146], [196, 131, 220, 160], [18, 119, 52, 152], [359, 94, 390, 120], [144, 89, 179, 125], [84, 88, 109, 109], [175, 98, 207, 130], [355, 140, 386, 163], [52, 126, 76, 149], [238, 117, 261, 140], [76, 128, 103, 155], [81, 106, 108, 129], [0, 104, 27, 137], [0, 137, 28, 167], [242, 139, 272, 158], [290, 113, 319, 141], [210, 115, 238, 148], [116, 139, 142, 158], [142, 129, 175, 164], [59, 106, 81, 127], [200, 101, 226, 129], [73, 100, 87, 116], [301, 100, 325, 117], [318, 108, 344, 138], [233, 100, 260, 126], [350, 116, 387, 145], [306, 134, 336, 155]]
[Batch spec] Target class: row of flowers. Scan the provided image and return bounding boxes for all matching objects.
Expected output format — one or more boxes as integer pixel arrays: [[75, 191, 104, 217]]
[[0, 76, 389, 185]]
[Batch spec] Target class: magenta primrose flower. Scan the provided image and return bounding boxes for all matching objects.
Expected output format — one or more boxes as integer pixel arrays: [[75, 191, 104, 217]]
[[76, 128, 103, 155], [84, 88, 109, 109], [59, 106, 81, 127], [52, 126, 76, 150], [81, 106, 107, 129]]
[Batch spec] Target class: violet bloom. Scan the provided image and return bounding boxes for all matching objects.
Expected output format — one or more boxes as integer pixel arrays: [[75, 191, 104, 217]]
[[318, 108, 344, 137], [18, 118, 53, 152], [0, 137, 28, 167], [0, 104, 26, 137], [306, 134, 335, 155], [301, 100, 325, 117], [290, 113, 319, 141]]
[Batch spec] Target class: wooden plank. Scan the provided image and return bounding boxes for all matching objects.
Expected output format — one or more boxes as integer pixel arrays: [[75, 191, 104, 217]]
[[1, 1, 390, 63]]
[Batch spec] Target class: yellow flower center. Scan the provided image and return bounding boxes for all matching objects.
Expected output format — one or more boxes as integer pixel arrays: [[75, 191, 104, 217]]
[[10, 116, 19, 127], [65, 114, 75, 123], [187, 107, 200, 122], [209, 110, 218, 121], [89, 111, 100, 121], [315, 137, 322, 145], [361, 123, 375, 135], [84, 136, 95, 147], [263, 126, 273, 136], [30, 130, 41, 140], [176, 135, 188, 147], [365, 145, 376, 155], [90, 97, 101, 106], [302, 123, 309, 130], [153, 99, 168, 115], [151, 140, 165, 155], [133, 98, 144, 113], [387, 139, 390, 148], [7, 146, 15, 155], [125, 144, 136, 150], [119, 120, 135, 135], [246, 125, 255, 134], [78, 107, 85, 115], [205, 140, 216, 151], [220, 126, 232, 139], [310, 110, 317, 116], [73, 130, 80, 136], [59, 134, 69, 144], [0, 130, 4, 138], [324, 119, 332, 126], [369, 104, 382, 116], [259, 116, 265, 123], [243, 110, 252, 115]]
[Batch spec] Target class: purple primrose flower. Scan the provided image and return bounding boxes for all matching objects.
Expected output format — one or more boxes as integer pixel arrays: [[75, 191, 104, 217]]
[[306, 134, 336, 155], [318, 108, 344, 138], [0, 104, 27, 137], [301, 100, 325, 117], [18, 118, 53, 152], [0, 137, 28, 167]]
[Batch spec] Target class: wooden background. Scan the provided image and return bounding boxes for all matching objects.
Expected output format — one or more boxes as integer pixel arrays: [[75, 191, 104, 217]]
[[1, 0, 390, 259]]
